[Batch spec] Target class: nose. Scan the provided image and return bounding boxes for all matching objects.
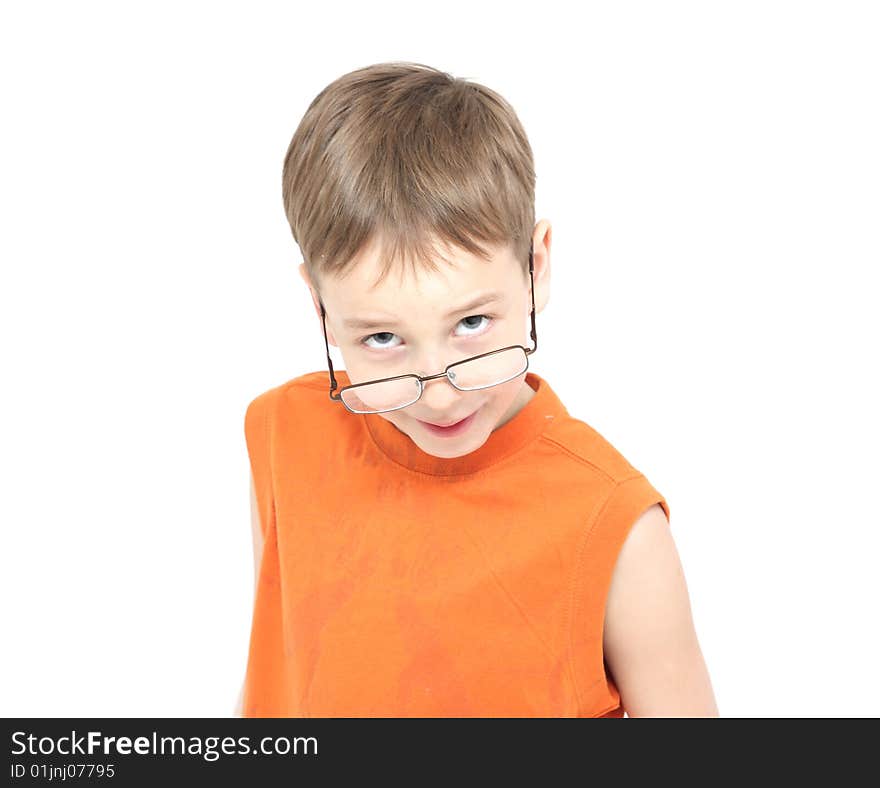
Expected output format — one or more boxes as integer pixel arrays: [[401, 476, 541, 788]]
[[417, 373, 462, 412]]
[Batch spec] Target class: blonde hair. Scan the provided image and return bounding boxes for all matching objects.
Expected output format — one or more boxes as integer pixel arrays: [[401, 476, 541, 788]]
[[282, 61, 536, 296]]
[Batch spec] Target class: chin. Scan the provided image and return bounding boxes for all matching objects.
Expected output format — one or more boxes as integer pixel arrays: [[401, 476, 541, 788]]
[[414, 434, 486, 459]]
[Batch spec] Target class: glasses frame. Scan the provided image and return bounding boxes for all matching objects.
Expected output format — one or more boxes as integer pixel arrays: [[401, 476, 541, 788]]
[[319, 239, 537, 415]]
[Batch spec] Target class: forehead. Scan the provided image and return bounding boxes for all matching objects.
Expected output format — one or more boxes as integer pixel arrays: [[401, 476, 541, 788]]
[[323, 241, 521, 327]]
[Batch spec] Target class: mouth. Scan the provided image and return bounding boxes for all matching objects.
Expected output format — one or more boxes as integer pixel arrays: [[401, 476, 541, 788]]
[[415, 408, 480, 437]]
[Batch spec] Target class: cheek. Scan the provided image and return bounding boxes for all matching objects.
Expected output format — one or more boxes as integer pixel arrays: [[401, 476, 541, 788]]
[[342, 358, 375, 386], [480, 378, 521, 414]]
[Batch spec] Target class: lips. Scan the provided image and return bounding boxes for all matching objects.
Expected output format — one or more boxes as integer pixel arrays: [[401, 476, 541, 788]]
[[415, 406, 482, 437], [422, 416, 469, 427]]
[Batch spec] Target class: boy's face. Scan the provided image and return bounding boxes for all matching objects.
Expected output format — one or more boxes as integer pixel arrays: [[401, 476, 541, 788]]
[[301, 226, 550, 460]]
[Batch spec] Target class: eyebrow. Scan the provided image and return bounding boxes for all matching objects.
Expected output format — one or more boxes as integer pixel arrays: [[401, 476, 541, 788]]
[[342, 291, 506, 331]]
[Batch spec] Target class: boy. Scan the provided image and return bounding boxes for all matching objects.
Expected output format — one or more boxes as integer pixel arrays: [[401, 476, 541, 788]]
[[237, 62, 718, 717]]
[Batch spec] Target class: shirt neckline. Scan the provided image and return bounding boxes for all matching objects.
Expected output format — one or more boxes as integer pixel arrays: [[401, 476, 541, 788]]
[[350, 370, 568, 476]]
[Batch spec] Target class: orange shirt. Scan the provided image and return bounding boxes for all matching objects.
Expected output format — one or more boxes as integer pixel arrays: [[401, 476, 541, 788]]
[[241, 369, 669, 717]]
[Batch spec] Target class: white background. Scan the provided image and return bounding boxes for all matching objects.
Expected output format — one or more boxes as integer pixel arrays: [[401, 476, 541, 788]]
[[2, 0, 877, 718]]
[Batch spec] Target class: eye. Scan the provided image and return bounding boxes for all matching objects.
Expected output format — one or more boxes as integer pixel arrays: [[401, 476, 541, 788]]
[[359, 314, 494, 350], [455, 314, 492, 336], [360, 330, 401, 350]]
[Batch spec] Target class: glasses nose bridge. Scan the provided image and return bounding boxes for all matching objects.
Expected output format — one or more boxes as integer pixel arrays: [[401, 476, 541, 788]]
[[419, 369, 452, 384], [413, 367, 463, 410], [416, 368, 458, 397]]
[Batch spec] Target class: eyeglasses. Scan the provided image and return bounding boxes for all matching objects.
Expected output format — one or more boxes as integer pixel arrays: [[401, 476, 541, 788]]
[[319, 240, 537, 415]]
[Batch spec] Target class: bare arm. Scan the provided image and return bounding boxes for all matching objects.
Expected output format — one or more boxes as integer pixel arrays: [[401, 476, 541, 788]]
[[249, 469, 265, 594], [234, 470, 265, 717], [602, 503, 719, 717]]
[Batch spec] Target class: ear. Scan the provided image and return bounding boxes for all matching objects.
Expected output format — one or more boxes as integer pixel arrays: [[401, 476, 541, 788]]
[[298, 263, 338, 347], [530, 220, 552, 315]]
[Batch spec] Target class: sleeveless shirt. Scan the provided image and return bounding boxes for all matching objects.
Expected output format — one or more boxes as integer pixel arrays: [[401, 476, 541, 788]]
[[241, 369, 669, 717]]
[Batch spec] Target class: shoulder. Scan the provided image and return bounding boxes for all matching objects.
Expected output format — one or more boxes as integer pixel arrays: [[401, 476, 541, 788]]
[[541, 412, 671, 541], [245, 370, 327, 420], [542, 413, 651, 484], [244, 370, 361, 467]]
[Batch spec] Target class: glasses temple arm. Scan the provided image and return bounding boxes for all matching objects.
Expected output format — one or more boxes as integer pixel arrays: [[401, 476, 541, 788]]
[[319, 301, 340, 396], [528, 241, 537, 353]]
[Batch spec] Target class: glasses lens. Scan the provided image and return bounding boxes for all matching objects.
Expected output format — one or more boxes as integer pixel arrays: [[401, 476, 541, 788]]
[[340, 376, 422, 414], [448, 347, 528, 390]]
